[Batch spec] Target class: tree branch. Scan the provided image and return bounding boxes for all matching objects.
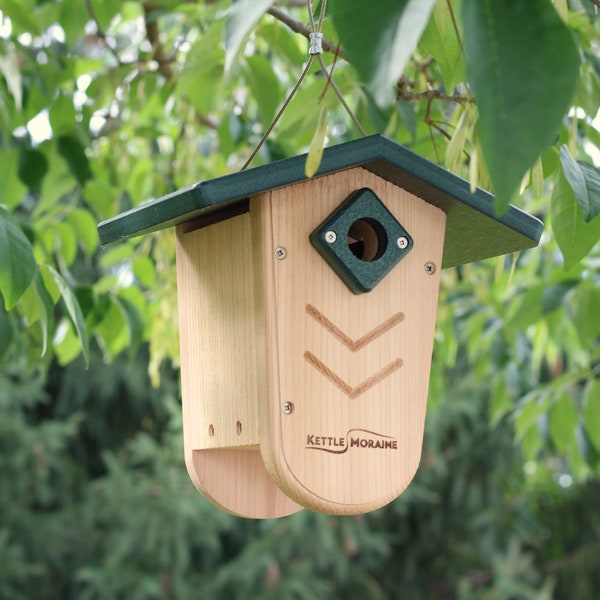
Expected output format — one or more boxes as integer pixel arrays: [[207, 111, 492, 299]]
[[397, 58, 471, 105], [143, 3, 217, 129], [143, 3, 176, 83], [266, 6, 347, 61], [397, 82, 470, 104], [84, 0, 124, 66]]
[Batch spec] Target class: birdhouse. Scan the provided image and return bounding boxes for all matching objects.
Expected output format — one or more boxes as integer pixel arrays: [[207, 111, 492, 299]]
[[98, 135, 542, 519]]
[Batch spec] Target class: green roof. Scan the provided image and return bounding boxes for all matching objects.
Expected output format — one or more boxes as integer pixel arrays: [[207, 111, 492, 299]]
[[97, 134, 543, 268]]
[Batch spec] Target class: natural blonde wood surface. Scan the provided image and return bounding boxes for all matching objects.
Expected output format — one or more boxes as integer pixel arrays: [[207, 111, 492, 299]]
[[190, 449, 301, 519], [176, 215, 261, 451], [254, 167, 446, 514], [176, 217, 302, 518]]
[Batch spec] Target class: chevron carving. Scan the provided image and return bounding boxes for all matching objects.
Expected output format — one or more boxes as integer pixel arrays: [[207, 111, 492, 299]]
[[305, 304, 404, 351], [304, 304, 404, 398], [304, 352, 403, 399]]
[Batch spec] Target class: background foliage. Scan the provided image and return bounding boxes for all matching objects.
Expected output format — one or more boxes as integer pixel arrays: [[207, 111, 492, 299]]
[[1, 0, 600, 598]]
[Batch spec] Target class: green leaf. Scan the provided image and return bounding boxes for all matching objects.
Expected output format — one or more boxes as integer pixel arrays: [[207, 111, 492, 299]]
[[0, 0, 41, 35], [59, 0, 90, 45], [559, 145, 600, 223], [0, 300, 12, 362], [94, 297, 129, 359], [305, 105, 328, 178], [541, 280, 578, 314], [132, 255, 155, 289], [551, 171, 600, 271], [89, 0, 121, 31], [68, 208, 99, 257], [549, 393, 578, 452], [569, 283, 600, 347], [83, 178, 116, 220], [0, 149, 28, 210], [582, 380, 600, 452], [56, 222, 78, 268], [0, 44, 23, 110], [532, 157, 544, 199], [57, 135, 92, 186], [245, 55, 282, 127], [514, 391, 552, 443], [39, 263, 61, 304], [445, 107, 469, 172], [100, 244, 132, 269], [462, 0, 579, 212], [420, 0, 464, 90], [576, 421, 599, 470], [19, 271, 55, 357], [332, 0, 436, 108], [44, 266, 90, 366], [18, 148, 48, 194], [507, 291, 539, 328], [115, 295, 145, 359], [0, 208, 37, 310], [223, 0, 273, 73], [178, 25, 224, 115], [259, 20, 304, 66], [53, 318, 82, 366]]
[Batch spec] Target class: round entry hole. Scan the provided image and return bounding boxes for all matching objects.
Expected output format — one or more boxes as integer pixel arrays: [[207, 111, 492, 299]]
[[347, 218, 387, 262]]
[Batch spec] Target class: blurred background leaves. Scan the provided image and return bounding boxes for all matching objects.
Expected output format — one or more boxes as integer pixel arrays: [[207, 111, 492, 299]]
[[1, 0, 600, 598]]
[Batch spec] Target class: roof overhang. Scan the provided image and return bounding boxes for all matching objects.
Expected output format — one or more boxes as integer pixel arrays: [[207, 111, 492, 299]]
[[97, 134, 543, 268]]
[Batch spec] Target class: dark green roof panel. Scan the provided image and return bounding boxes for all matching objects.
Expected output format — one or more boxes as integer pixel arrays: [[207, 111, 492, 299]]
[[97, 134, 543, 268]]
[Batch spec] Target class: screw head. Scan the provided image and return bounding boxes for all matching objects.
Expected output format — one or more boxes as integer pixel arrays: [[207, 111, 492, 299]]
[[397, 236, 409, 249], [424, 261, 436, 275], [274, 247, 287, 260], [282, 402, 293, 414], [325, 230, 337, 244]]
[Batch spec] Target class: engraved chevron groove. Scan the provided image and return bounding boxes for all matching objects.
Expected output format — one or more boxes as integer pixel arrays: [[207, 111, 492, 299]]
[[304, 352, 403, 399], [305, 304, 404, 351]]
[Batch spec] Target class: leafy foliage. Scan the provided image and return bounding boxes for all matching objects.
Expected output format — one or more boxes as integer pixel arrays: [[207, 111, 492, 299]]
[[559, 144, 600, 222], [332, 0, 436, 108], [0, 0, 600, 598], [462, 0, 579, 211], [0, 207, 36, 309]]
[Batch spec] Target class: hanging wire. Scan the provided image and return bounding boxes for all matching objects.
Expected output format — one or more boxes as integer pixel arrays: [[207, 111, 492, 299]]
[[316, 53, 367, 137], [240, 0, 365, 170], [240, 55, 315, 170], [307, 0, 326, 33], [307, 0, 367, 136]]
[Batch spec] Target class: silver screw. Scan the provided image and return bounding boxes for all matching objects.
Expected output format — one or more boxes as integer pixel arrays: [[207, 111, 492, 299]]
[[424, 262, 436, 275], [282, 402, 294, 414], [397, 236, 409, 249], [325, 230, 337, 244], [274, 247, 287, 260]]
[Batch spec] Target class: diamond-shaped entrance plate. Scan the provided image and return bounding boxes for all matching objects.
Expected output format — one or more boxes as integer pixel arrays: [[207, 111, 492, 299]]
[[310, 188, 413, 294]]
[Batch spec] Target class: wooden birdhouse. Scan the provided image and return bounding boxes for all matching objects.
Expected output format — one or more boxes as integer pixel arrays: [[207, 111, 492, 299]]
[[98, 135, 542, 519]]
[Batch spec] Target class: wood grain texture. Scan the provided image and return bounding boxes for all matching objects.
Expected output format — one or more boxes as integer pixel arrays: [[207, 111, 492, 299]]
[[176, 215, 261, 452], [176, 216, 302, 518], [305, 304, 404, 351], [253, 167, 446, 514], [190, 449, 300, 519]]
